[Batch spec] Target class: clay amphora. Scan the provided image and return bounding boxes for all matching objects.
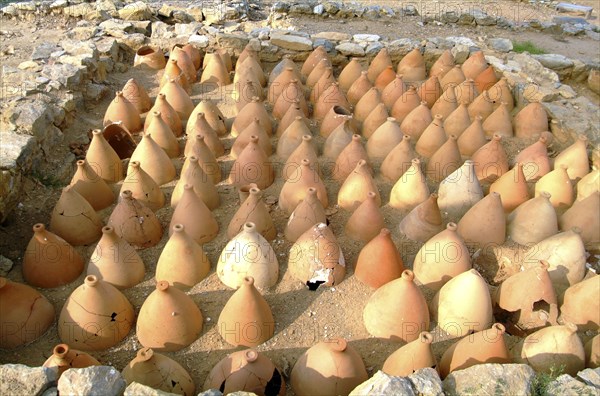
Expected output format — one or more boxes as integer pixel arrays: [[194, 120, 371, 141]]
[[217, 276, 274, 346], [471, 134, 509, 183], [120, 161, 165, 211], [146, 93, 183, 137], [233, 78, 263, 110], [279, 159, 328, 214], [279, 100, 310, 137], [161, 59, 191, 94], [388, 158, 430, 210], [103, 91, 142, 133], [169, 184, 219, 244], [333, 134, 369, 182], [559, 191, 600, 247], [137, 280, 203, 352], [416, 114, 446, 158], [368, 47, 393, 82], [494, 261, 558, 331], [374, 66, 396, 92], [519, 323, 585, 375], [461, 50, 487, 80], [381, 74, 405, 110], [228, 187, 276, 240], [426, 135, 462, 183], [58, 275, 133, 350], [576, 167, 599, 201], [513, 135, 551, 181], [431, 269, 493, 338], [474, 66, 498, 93], [400, 101, 432, 141], [268, 67, 299, 104], [130, 133, 176, 186], [87, 225, 145, 290], [468, 90, 495, 121], [363, 270, 429, 341], [440, 65, 466, 92], [454, 79, 479, 106], [429, 49, 454, 77], [284, 135, 320, 181], [204, 349, 285, 396], [488, 163, 530, 213], [277, 116, 309, 158], [69, 159, 114, 211], [361, 102, 388, 139], [382, 332, 436, 377], [345, 192, 384, 242], [288, 223, 346, 289], [366, 117, 404, 161], [232, 97, 272, 137], [337, 160, 380, 211], [178, 43, 202, 70], [122, 78, 152, 114], [309, 66, 335, 104], [145, 111, 179, 158], [482, 102, 513, 138], [43, 344, 100, 378], [355, 228, 404, 288], [320, 105, 353, 138], [301, 46, 329, 78], [171, 156, 219, 210], [122, 348, 195, 395], [200, 51, 230, 85], [0, 278, 54, 349], [457, 116, 487, 157], [390, 86, 420, 124], [228, 136, 274, 189], [514, 102, 548, 138], [438, 160, 483, 220], [456, 192, 506, 248], [431, 84, 458, 121], [108, 190, 163, 249], [186, 99, 226, 137], [215, 48, 232, 72], [535, 165, 574, 211], [381, 135, 417, 182], [160, 79, 194, 122], [417, 75, 443, 108], [272, 80, 308, 120], [397, 48, 426, 82], [555, 135, 590, 181], [237, 183, 258, 204], [488, 77, 514, 111], [237, 55, 265, 87], [185, 113, 225, 158], [399, 193, 444, 243], [323, 117, 354, 159], [347, 71, 373, 106], [438, 323, 510, 379], [50, 186, 103, 246], [443, 103, 471, 138], [562, 276, 599, 336], [584, 335, 600, 368], [182, 137, 221, 184], [284, 188, 327, 242], [86, 129, 123, 183], [156, 224, 210, 290], [508, 191, 558, 246], [102, 123, 137, 160], [134, 46, 166, 69], [339, 58, 363, 92], [354, 87, 382, 124], [218, 222, 278, 289], [413, 223, 471, 291], [290, 338, 368, 396], [23, 223, 84, 288]]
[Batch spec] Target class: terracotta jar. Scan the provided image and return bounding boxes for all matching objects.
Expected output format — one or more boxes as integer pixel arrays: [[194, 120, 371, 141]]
[[508, 192, 558, 246], [137, 280, 203, 351], [413, 223, 472, 291], [456, 192, 506, 248], [59, 275, 134, 350], [301, 46, 329, 78], [431, 269, 493, 338], [122, 348, 195, 395], [185, 112, 225, 158], [217, 222, 278, 289], [268, 55, 297, 85], [560, 191, 600, 247], [86, 129, 123, 183], [291, 338, 368, 396], [69, 160, 114, 211], [279, 100, 310, 136], [362, 102, 389, 139], [457, 116, 487, 157], [431, 84, 458, 121], [354, 87, 382, 124], [146, 93, 183, 137], [355, 228, 404, 288], [474, 66, 498, 93], [284, 135, 320, 182], [472, 134, 509, 183], [228, 136, 274, 189], [454, 79, 479, 106], [382, 332, 436, 377], [430, 49, 455, 78], [482, 102, 513, 138], [519, 323, 585, 375], [320, 105, 353, 138], [513, 135, 551, 181], [375, 66, 396, 91], [43, 344, 100, 378], [215, 48, 232, 72], [134, 46, 166, 69], [284, 188, 327, 242], [232, 97, 272, 137], [87, 226, 145, 290], [183, 136, 221, 184], [232, 118, 272, 159], [514, 102, 548, 138], [178, 43, 202, 70], [345, 192, 384, 242], [156, 224, 210, 290], [468, 90, 494, 121], [391, 86, 421, 124], [338, 160, 380, 211], [130, 133, 176, 186], [273, 80, 308, 120], [169, 184, 219, 244], [172, 156, 219, 210], [218, 276, 274, 346], [160, 79, 194, 122], [120, 161, 165, 211], [368, 47, 393, 82], [584, 335, 600, 368], [204, 349, 285, 395], [102, 123, 137, 160], [268, 67, 299, 104], [461, 50, 488, 80], [366, 117, 403, 161], [347, 71, 373, 106], [438, 160, 483, 220], [161, 59, 191, 94], [363, 270, 429, 341], [381, 135, 417, 182], [288, 223, 346, 289], [438, 323, 510, 379], [232, 79, 262, 110], [576, 167, 599, 201], [108, 190, 162, 249], [399, 193, 444, 243], [309, 66, 335, 104], [103, 91, 142, 133], [279, 159, 328, 214], [535, 165, 574, 211], [417, 75, 443, 108], [333, 135, 369, 182], [339, 58, 364, 92], [122, 78, 152, 114], [426, 135, 462, 183], [0, 277, 55, 349], [50, 186, 103, 246], [443, 103, 471, 138], [440, 65, 466, 92], [228, 187, 276, 240], [400, 101, 433, 141], [397, 48, 426, 81], [488, 77, 514, 111], [489, 163, 530, 213], [237, 55, 265, 87], [416, 114, 446, 158], [200, 52, 230, 86], [186, 99, 226, 137], [145, 111, 179, 158], [555, 135, 590, 181], [381, 74, 406, 110], [277, 116, 309, 158], [388, 158, 430, 211]]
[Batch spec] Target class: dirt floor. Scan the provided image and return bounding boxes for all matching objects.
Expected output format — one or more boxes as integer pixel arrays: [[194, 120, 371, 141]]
[[0, 3, 599, 395]]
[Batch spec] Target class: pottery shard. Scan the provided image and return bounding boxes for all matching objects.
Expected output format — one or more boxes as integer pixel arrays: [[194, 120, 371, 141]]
[[442, 364, 536, 396]]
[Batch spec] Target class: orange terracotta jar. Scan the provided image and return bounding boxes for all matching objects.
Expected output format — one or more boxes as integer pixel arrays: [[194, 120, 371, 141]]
[[354, 228, 404, 289], [43, 344, 100, 378], [383, 332, 436, 377]]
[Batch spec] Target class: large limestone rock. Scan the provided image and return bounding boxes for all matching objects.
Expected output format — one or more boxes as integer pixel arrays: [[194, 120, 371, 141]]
[[270, 33, 313, 51], [0, 364, 58, 396], [58, 366, 126, 396], [350, 371, 416, 395], [118, 1, 152, 21], [546, 374, 598, 395], [124, 382, 178, 396], [443, 364, 536, 396]]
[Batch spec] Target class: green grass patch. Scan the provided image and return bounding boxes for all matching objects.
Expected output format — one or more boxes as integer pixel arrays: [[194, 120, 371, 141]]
[[512, 40, 546, 55], [530, 364, 565, 396]]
